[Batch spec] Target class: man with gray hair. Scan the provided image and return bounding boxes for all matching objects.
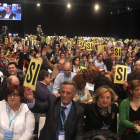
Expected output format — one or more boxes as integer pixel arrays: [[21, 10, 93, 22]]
[[53, 61, 76, 96], [24, 80, 84, 140]]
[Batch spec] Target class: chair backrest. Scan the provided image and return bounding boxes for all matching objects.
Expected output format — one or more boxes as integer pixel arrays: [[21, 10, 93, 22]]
[[117, 113, 120, 133], [38, 117, 46, 138]]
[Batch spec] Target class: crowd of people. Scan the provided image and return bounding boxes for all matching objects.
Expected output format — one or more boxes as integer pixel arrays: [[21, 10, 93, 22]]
[[0, 35, 140, 140]]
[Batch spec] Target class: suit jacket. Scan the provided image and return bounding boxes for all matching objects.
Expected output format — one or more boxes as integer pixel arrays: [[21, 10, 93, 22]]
[[33, 81, 53, 101], [30, 95, 84, 140], [1, 11, 16, 19], [43, 57, 59, 82]]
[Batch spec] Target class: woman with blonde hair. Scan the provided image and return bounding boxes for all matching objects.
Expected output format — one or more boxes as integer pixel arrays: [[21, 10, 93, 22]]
[[72, 73, 92, 103], [81, 86, 120, 140]]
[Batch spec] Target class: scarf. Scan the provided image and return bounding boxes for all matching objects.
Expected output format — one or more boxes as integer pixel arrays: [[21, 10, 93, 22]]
[[96, 102, 111, 117]]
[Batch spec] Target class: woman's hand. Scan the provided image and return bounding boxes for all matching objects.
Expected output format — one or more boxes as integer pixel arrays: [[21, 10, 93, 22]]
[[123, 81, 128, 90], [135, 125, 140, 132]]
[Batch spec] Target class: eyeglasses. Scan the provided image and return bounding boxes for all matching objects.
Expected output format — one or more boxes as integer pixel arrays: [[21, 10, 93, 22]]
[[64, 69, 71, 72], [89, 62, 93, 64], [8, 93, 20, 97]]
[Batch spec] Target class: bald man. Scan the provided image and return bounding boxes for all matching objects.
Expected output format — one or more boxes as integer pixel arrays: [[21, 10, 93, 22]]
[[7, 75, 20, 86]]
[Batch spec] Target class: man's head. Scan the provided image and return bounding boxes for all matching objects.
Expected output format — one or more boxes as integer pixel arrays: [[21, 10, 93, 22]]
[[7, 75, 19, 87], [58, 59, 65, 70], [125, 56, 133, 66], [121, 49, 125, 56], [88, 59, 94, 67], [110, 53, 115, 60], [0, 52, 5, 59], [38, 70, 51, 85], [34, 53, 40, 59], [30, 49, 35, 57], [134, 61, 140, 71], [60, 52, 66, 59], [132, 51, 136, 57], [60, 80, 76, 106], [8, 62, 18, 76], [63, 61, 72, 77], [97, 54, 103, 61], [6, 6, 12, 14], [82, 54, 87, 63]]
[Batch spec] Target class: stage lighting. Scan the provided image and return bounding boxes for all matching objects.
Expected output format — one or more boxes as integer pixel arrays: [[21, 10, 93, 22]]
[[37, 3, 40, 6], [127, 7, 129, 10], [67, 4, 71, 8], [95, 4, 99, 10]]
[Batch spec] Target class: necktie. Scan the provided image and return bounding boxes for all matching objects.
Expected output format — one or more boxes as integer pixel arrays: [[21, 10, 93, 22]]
[[55, 106, 67, 140], [61, 106, 67, 121]]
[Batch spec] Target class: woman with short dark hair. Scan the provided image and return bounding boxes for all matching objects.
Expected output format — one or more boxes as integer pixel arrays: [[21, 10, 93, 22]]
[[0, 85, 35, 140]]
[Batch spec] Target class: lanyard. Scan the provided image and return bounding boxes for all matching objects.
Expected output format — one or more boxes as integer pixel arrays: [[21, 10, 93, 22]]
[[47, 86, 53, 94], [93, 105, 106, 126], [83, 62, 87, 67], [60, 102, 72, 129], [8, 104, 20, 128], [64, 74, 71, 81], [78, 90, 83, 101]]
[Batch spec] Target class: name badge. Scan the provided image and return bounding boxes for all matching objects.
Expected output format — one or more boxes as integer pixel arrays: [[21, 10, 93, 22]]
[[4, 129, 14, 140], [58, 131, 65, 140], [101, 125, 110, 130]]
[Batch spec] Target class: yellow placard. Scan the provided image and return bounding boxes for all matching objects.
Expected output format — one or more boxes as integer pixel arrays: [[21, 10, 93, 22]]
[[24, 58, 42, 91], [114, 47, 121, 57], [46, 38, 50, 44], [36, 40, 40, 46], [97, 45, 105, 53], [67, 41, 71, 50], [50, 37, 54, 43], [9, 37, 14, 43], [77, 40, 82, 46], [135, 46, 139, 52], [41, 36, 45, 42], [62, 38, 66, 44], [86, 42, 93, 51], [79, 41, 85, 49], [6, 51, 12, 59], [80, 66, 87, 73], [21, 39, 25, 46], [70, 38, 74, 44], [33, 35, 37, 40], [114, 65, 127, 84], [5, 38, 8, 44]]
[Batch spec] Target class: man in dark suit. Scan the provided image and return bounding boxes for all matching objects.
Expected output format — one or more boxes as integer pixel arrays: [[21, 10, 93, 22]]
[[34, 70, 54, 101], [24, 80, 84, 140], [1, 6, 16, 19]]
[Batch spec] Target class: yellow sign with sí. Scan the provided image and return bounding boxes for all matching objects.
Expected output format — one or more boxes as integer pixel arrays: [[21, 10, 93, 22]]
[[114, 47, 121, 57], [114, 65, 127, 84], [80, 66, 87, 73], [6, 51, 12, 59], [24, 58, 42, 91], [86, 42, 93, 51]]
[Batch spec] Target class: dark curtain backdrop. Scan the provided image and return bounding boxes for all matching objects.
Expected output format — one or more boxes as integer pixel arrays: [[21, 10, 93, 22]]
[[0, 3, 140, 38]]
